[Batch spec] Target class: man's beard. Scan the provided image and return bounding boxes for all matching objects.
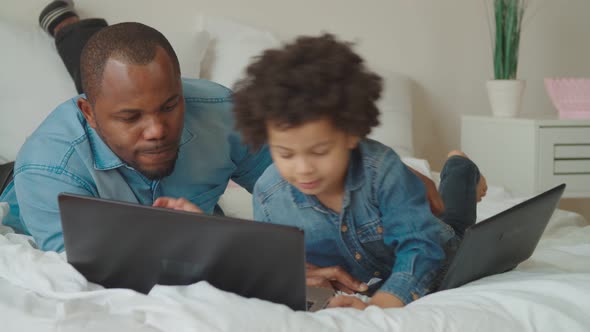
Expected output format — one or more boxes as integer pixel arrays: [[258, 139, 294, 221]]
[[133, 148, 179, 180], [93, 121, 180, 181]]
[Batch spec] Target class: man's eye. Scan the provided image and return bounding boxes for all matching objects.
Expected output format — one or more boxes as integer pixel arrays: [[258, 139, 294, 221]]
[[279, 154, 293, 159], [163, 103, 178, 112], [119, 115, 140, 123]]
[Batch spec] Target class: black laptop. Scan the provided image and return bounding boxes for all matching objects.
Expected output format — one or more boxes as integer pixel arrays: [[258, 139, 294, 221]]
[[58, 183, 564, 308], [58, 193, 337, 311], [438, 183, 565, 290]]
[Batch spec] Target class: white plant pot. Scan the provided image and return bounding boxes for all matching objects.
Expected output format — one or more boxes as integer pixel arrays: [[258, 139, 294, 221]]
[[486, 79, 526, 118]]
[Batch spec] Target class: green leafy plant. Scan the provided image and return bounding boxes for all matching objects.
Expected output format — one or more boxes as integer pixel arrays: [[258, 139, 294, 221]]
[[486, 0, 534, 80]]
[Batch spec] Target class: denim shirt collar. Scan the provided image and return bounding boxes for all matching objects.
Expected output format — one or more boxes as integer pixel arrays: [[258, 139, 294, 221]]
[[87, 123, 195, 171], [290, 147, 365, 209]]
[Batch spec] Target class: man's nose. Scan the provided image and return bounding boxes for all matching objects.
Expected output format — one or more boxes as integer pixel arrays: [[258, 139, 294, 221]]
[[143, 116, 167, 140]]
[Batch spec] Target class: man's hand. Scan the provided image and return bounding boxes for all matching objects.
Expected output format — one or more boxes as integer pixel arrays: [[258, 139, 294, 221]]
[[327, 291, 406, 310], [407, 166, 445, 216], [153, 197, 203, 213], [306, 263, 368, 294]]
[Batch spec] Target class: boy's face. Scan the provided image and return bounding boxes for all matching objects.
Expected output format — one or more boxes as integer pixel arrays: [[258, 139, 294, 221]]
[[267, 118, 359, 196]]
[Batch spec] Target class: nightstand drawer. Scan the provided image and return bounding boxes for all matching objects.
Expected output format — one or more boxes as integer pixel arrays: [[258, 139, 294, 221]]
[[539, 127, 590, 196], [554, 160, 590, 174], [555, 144, 590, 158]]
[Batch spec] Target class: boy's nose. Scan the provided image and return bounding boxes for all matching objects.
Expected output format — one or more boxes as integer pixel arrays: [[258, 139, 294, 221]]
[[295, 157, 314, 175]]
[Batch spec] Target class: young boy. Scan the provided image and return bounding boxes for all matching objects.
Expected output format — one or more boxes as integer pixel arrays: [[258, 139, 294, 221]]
[[155, 34, 486, 309], [230, 34, 487, 309]]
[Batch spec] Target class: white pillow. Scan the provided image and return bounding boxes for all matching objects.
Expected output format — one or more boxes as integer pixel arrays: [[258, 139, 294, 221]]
[[217, 183, 253, 220], [0, 19, 75, 160], [154, 25, 210, 79], [369, 70, 414, 157], [401, 157, 433, 180], [197, 15, 280, 89]]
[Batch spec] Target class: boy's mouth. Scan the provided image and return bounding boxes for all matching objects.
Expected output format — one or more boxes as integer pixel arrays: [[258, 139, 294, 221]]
[[298, 180, 321, 190]]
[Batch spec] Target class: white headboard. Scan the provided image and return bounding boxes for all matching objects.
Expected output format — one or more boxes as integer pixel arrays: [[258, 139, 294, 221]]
[[0, 15, 413, 161], [199, 16, 414, 157]]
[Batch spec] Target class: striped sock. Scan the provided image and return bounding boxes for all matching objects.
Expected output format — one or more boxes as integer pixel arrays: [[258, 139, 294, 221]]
[[39, 1, 78, 36]]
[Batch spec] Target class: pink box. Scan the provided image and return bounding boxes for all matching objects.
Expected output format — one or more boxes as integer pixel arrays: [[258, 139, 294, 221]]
[[544, 78, 590, 119]]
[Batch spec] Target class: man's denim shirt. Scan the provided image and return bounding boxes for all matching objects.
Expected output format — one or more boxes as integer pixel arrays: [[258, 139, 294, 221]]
[[0, 78, 271, 252], [253, 139, 454, 304]]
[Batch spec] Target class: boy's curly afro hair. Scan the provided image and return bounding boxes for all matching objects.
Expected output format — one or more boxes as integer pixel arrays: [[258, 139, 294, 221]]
[[232, 34, 382, 149]]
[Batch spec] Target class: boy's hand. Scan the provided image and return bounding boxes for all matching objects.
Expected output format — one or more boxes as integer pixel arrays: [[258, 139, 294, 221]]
[[407, 166, 445, 215], [306, 263, 368, 294], [327, 291, 406, 310], [153, 197, 203, 213], [327, 295, 369, 310], [368, 291, 405, 308]]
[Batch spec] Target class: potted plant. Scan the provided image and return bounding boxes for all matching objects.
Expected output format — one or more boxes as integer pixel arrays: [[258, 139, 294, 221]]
[[485, 0, 530, 117]]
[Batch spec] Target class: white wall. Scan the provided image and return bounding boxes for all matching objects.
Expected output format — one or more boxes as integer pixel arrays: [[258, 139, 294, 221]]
[[4, 0, 590, 219], [3, 0, 590, 169]]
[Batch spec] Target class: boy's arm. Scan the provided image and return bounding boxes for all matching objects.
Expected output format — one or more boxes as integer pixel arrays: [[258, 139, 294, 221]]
[[252, 181, 368, 294], [375, 152, 452, 306]]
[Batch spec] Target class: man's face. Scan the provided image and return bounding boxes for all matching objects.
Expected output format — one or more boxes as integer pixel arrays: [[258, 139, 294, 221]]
[[267, 117, 359, 197], [78, 48, 185, 180]]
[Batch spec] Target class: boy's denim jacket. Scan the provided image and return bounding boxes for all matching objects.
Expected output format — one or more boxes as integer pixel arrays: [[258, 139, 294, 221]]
[[253, 139, 454, 304]]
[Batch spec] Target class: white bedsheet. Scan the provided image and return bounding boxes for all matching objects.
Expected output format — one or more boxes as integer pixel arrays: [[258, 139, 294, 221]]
[[1, 187, 589, 331]]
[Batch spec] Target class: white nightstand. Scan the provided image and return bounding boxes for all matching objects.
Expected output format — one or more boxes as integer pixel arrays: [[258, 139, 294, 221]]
[[461, 115, 590, 198]]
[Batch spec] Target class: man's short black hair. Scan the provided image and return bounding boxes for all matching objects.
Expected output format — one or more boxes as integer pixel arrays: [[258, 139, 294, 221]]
[[232, 34, 382, 150], [80, 22, 180, 104]]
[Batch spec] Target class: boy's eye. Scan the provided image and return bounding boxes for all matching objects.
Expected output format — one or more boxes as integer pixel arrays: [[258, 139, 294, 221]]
[[312, 150, 329, 156], [279, 154, 293, 159]]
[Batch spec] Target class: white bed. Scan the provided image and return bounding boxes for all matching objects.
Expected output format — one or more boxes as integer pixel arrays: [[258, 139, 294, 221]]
[[1, 14, 590, 332], [2, 180, 589, 331]]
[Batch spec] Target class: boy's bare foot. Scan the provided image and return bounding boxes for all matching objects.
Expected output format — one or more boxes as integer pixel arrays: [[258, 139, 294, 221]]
[[447, 150, 487, 202], [476, 175, 487, 202], [447, 149, 467, 159]]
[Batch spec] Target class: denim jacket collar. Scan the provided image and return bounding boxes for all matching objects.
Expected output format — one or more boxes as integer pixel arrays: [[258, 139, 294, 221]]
[[290, 147, 365, 209], [87, 123, 195, 171]]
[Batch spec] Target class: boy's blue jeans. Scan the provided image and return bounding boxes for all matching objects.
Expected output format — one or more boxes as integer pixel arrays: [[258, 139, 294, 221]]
[[431, 155, 481, 290], [439, 155, 480, 241]]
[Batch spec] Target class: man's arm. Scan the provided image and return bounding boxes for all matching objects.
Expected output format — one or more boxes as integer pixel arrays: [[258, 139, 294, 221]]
[[229, 143, 272, 193], [14, 168, 94, 252]]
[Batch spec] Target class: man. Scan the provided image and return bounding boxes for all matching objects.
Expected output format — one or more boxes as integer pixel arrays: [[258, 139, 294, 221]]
[[0, 20, 271, 252]]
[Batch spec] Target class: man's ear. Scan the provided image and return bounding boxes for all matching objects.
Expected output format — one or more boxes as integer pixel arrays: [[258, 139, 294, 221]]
[[77, 97, 97, 129]]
